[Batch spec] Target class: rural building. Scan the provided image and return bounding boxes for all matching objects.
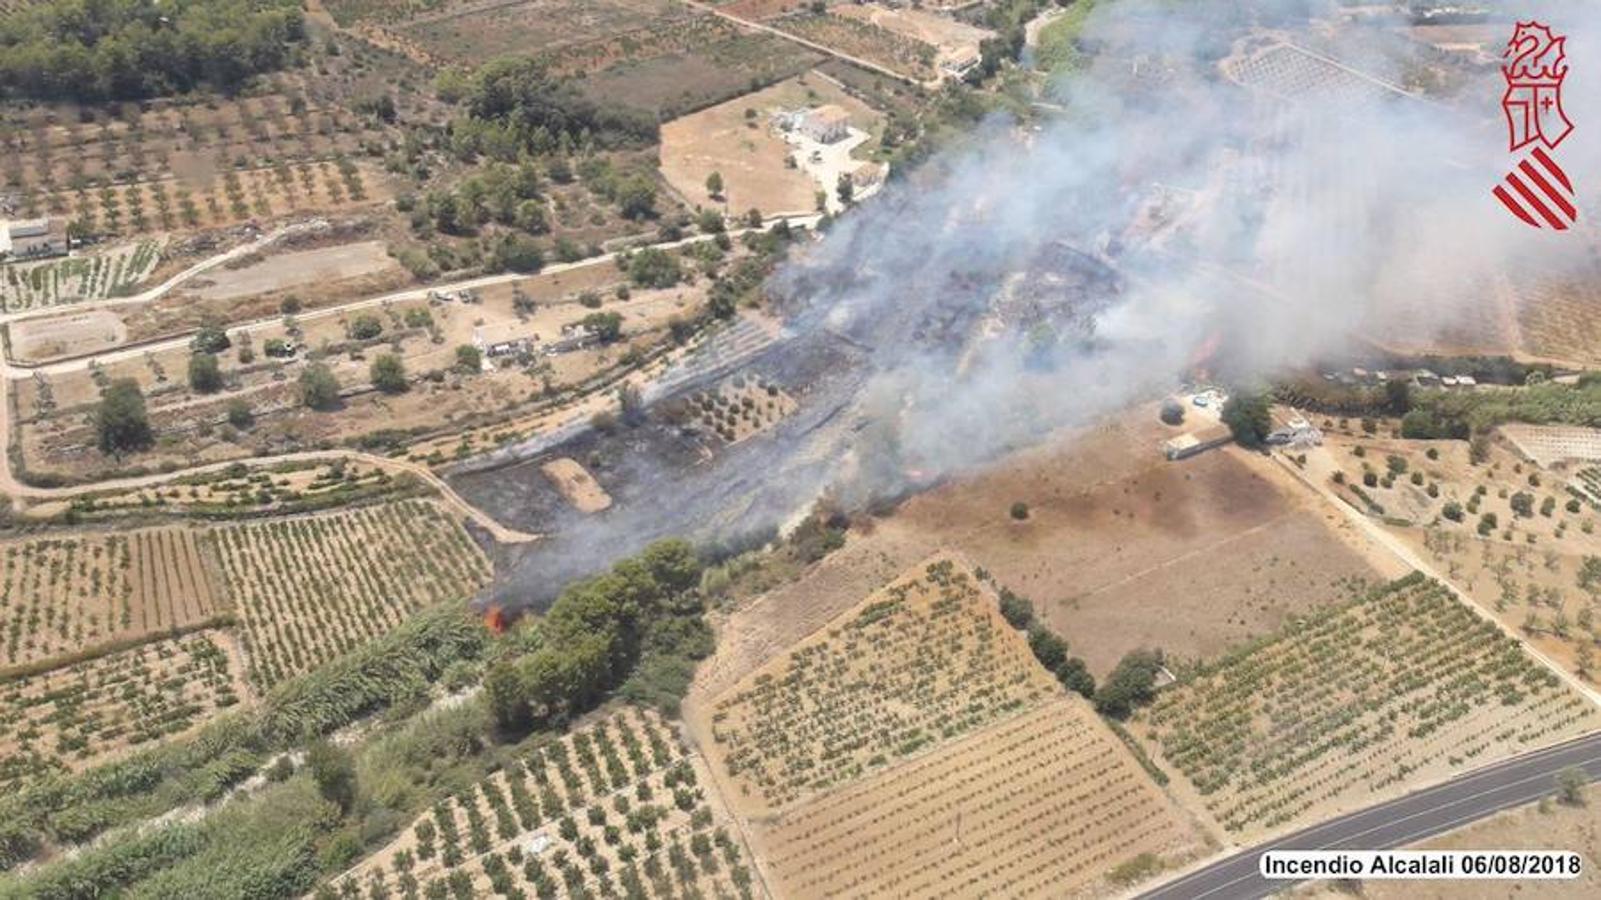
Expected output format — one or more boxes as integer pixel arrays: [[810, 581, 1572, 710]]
[[848, 161, 887, 189], [941, 46, 983, 80], [799, 105, 851, 144], [487, 338, 534, 358], [3, 218, 69, 260], [1162, 424, 1233, 461]]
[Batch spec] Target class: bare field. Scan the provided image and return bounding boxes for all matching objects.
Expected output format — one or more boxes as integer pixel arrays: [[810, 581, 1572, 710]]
[[8, 310, 127, 364], [185, 240, 397, 301], [752, 697, 1208, 898], [659, 72, 884, 215], [0, 527, 221, 671], [540, 457, 613, 513], [868, 411, 1388, 674]]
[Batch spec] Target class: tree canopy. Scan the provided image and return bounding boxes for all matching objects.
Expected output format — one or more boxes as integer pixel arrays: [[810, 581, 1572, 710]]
[[487, 540, 707, 731], [95, 379, 153, 455], [0, 0, 306, 101], [1221, 390, 1272, 448], [451, 56, 656, 160]]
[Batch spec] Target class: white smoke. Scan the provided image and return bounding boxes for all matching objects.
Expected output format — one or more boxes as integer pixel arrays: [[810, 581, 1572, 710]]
[[775, 0, 1601, 492]]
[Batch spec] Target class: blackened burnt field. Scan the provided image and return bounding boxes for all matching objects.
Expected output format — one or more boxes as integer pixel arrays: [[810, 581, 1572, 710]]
[[451, 326, 870, 608], [449, 230, 1129, 610]]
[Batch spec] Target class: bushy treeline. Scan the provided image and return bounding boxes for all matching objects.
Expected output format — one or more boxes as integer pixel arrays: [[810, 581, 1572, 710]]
[[446, 57, 657, 161], [0, 605, 486, 872], [484, 540, 709, 730], [0, 0, 306, 101]]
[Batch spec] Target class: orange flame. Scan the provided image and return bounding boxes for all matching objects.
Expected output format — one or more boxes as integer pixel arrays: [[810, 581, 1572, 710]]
[[483, 607, 508, 635]]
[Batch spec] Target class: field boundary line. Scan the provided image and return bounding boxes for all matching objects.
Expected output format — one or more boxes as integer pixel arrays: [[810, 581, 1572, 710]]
[[1267, 446, 1601, 706]]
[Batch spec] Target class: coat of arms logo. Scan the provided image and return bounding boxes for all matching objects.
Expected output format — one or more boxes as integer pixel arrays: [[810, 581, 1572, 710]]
[[1492, 21, 1578, 230]]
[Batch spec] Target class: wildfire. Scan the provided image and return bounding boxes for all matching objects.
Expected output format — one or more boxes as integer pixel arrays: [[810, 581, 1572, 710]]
[[483, 606, 508, 635]]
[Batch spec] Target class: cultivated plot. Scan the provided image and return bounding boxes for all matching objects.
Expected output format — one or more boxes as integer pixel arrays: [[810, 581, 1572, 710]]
[[1135, 575, 1599, 841], [705, 557, 1058, 815], [335, 708, 759, 899], [756, 697, 1205, 898], [209, 500, 491, 689], [0, 630, 244, 788], [0, 526, 221, 670]]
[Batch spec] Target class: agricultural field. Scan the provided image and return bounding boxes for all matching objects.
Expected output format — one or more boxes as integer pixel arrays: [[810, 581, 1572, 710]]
[[332, 707, 759, 900], [0, 526, 221, 671], [1133, 575, 1599, 841], [703, 557, 1059, 813], [0, 85, 398, 242], [0, 630, 244, 789], [1304, 421, 1601, 684], [1512, 261, 1601, 366], [0, 240, 162, 313], [7, 309, 127, 364], [66, 459, 419, 521], [775, 12, 937, 81], [575, 23, 823, 120], [10, 250, 715, 481], [675, 373, 795, 444], [754, 697, 1205, 897], [396, 0, 691, 64], [694, 556, 1207, 895], [209, 499, 491, 689]]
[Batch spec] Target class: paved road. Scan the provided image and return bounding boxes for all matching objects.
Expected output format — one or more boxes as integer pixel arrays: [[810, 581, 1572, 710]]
[[1139, 729, 1601, 900]]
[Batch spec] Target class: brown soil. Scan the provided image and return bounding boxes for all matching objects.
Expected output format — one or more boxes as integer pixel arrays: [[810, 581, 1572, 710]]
[[750, 697, 1209, 898], [186, 240, 397, 301], [8, 310, 127, 364], [540, 457, 613, 512]]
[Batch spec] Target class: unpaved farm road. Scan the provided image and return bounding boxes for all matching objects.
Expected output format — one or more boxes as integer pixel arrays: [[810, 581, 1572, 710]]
[[0, 221, 325, 326], [1138, 729, 1601, 900], [0, 216, 820, 540]]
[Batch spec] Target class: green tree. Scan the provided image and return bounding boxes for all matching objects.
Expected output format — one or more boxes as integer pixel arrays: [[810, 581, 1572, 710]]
[[349, 315, 383, 341], [628, 248, 682, 289], [188, 352, 223, 393], [1556, 766, 1588, 806], [1221, 391, 1272, 448], [95, 378, 152, 455], [190, 323, 231, 353], [997, 589, 1033, 630], [1055, 657, 1096, 699], [705, 171, 724, 199], [307, 739, 357, 813], [299, 363, 341, 410], [836, 172, 854, 206], [583, 312, 624, 343], [370, 353, 407, 394], [455, 344, 482, 373], [226, 399, 254, 430], [1094, 648, 1165, 718], [1026, 625, 1068, 671], [492, 234, 544, 273]]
